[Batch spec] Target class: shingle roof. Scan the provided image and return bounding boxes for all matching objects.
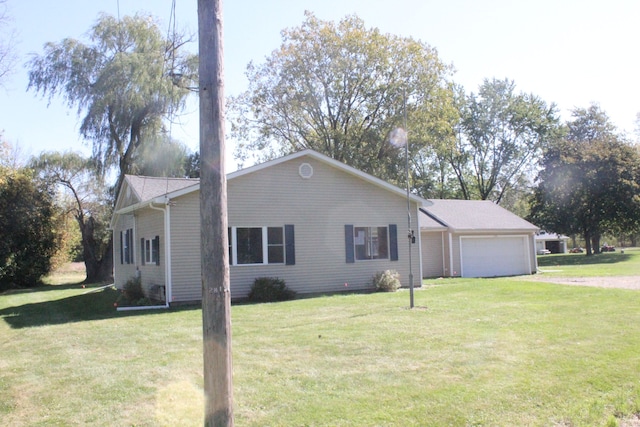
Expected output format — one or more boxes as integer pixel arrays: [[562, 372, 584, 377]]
[[421, 199, 538, 232], [125, 175, 199, 203], [418, 208, 448, 230]]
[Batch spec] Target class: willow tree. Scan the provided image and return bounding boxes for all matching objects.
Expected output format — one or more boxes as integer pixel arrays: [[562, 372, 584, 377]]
[[31, 151, 113, 282], [0, 0, 17, 86], [229, 11, 457, 187], [27, 13, 198, 195]]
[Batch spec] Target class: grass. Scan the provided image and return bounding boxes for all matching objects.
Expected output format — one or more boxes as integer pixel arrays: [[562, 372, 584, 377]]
[[1, 253, 640, 426], [536, 248, 639, 276]]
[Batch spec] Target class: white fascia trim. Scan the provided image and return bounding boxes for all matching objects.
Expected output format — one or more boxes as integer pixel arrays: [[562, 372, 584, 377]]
[[448, 228, 539, 234]]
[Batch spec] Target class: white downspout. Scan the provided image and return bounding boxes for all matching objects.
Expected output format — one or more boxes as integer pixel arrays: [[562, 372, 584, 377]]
[[441, 231, 446, 276], [448, 233, 454, 277], [414, 203, 423, 283], [148, 200, 172, 308], [111, 227, 116, 284], [531, 232, 538, 273]]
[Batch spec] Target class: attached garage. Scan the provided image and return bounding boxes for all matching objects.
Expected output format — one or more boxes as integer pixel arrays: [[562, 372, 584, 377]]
[[460, 235, 531, 277], [420, 200, 539, 279]]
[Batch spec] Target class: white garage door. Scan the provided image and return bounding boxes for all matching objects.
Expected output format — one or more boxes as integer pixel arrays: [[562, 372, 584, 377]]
[[461, 236, 530, 278]]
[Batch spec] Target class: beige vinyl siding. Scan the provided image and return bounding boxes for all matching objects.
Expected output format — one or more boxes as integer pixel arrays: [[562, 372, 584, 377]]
[[135, 206, 165, 296], [526, 233, 538, 273], [450, 233, 462, 277], [114, 182, 139, 212], [226, 157, 421, 299], [113, 213, 137, 288], [421, 231, 445, 278], [169, 191, 202, 303]]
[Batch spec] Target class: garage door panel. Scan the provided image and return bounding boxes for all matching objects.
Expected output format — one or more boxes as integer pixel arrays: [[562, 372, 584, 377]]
[[461, 236, 528, 278]]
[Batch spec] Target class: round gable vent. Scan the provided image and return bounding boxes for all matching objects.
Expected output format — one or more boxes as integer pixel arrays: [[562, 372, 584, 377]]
[[299, 162, 314, 179]]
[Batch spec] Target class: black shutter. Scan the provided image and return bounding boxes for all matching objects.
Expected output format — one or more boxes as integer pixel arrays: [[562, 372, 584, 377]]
[[120, 231, 124, 264], [141, 238, 145, 265], [154, 236, 160, 266], [129, 230, 134, 265], [285, 224, 295, 265], [124, 229, 130, 264], [129, 228, 136, 264], [389, 224, 398, 261], [345, 224, 355, 263]]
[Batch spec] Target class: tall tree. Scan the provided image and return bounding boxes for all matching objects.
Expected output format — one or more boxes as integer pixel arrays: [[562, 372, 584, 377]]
[[229, 11, 457, 187], [447, 78, 560, 204], [529, 104, 640, 255], [129, 135, 190, 177], [27, 13, 198, 195], [0, 167, 58, 289], [184, 151, 200, 178], [31, 152, 113, 282]]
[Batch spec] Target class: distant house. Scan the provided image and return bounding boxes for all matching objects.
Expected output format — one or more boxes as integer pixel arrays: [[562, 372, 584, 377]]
[[111, 149, 424, 304], [535, 231, 569, 254], [419, 199, 539, 278]]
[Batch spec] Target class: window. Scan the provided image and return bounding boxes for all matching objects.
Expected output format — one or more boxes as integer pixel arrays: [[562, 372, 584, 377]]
[[121, 228, 134, 265], [267, 227, 284, 264], [355, 226, 389, 260], [145, 239, 155, 264], [229, 226, 295, 266], [345, 224, 398, 263], [140, 236, 160, 266], [236, 227, 264, 264]]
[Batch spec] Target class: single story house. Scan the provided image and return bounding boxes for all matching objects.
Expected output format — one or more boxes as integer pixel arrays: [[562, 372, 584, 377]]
[[535, 231, 569, 254], [111, 150, 542, 304], [111, 149, 425, 304], [420, 199, 539, 278]]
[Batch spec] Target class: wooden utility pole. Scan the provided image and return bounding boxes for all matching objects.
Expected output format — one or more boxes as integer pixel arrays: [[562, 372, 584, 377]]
[[198, 0, 233, 425]]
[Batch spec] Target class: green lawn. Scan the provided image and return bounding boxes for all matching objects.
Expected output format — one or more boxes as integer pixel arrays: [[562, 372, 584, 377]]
[[1, 252, 640, 426], [536, 248, 639, 277]]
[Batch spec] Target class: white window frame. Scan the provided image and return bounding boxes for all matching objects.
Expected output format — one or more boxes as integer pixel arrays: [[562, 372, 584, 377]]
[[229, 226, 284, 266], [354, 226, 389, 261], [144, 238, 158, 265]]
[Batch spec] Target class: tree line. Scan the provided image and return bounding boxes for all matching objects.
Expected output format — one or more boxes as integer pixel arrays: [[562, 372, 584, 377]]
[[2, 10, 639, 288]]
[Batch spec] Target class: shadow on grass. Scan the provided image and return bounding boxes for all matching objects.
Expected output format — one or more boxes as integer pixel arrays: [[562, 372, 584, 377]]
[[538, 252, 632, 267], [0, 285, 199, 329], [1, 281, 95, 296]]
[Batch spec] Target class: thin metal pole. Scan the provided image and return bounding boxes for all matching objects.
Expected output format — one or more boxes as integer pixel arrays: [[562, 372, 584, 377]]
[[404, 89, 414, 309]]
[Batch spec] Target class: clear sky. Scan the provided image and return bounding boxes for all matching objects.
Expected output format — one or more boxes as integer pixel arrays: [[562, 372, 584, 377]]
[[1, 0, 639, 172]]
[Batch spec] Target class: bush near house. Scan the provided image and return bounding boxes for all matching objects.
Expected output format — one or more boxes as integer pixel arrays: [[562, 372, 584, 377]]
[[373, 269, 401, 292], [247, 277, 296, 302], [115, 276, 153, 307]]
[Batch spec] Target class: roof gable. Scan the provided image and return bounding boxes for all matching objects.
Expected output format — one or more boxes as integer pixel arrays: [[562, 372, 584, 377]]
[[421, 199, 538, 232], [113, 149, 427, 218], [227, 149, 426, 204], [125, 175, 199, 204]]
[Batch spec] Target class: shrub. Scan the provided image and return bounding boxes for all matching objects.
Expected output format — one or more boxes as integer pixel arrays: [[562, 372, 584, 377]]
[[0, 171, 58, 288], [373, 269, 401, 292], [248, 277, 296, 302], [115, 275, 152, 307]]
